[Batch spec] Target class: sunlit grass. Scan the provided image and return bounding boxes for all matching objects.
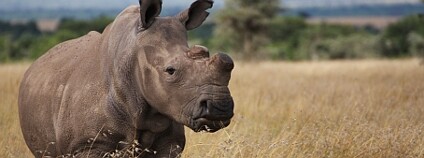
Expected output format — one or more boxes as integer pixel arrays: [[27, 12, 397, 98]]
[[183, 59, 424, 157], [1, 59, 424, 157], [0, 62, 33, 157]]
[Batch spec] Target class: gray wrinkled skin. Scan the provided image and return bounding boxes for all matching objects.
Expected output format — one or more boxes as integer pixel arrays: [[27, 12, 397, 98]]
[[18, 0, 234, 157]]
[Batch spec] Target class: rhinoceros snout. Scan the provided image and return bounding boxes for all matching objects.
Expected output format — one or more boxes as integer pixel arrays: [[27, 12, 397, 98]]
[[190, 98, 234, 132]]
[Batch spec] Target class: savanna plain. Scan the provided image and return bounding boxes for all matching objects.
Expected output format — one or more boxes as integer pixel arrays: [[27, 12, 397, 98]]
[[1, 59, 423, 157]]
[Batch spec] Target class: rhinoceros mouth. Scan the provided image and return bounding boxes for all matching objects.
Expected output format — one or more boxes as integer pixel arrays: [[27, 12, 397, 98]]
[[189, 118, 232, 132], [182, 89, 234, 132], [186, 98, 234, 132]]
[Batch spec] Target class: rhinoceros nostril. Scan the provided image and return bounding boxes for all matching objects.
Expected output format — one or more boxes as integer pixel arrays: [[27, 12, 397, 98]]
[[200, 100, 208, 110], [196, 100, 210, 118]]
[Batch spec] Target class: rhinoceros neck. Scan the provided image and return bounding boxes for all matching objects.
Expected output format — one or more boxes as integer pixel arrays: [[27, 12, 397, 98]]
[[104, 47, 173, 141], [99, 7, 174, 138], [98, 10, 151, 130], [109, 54, 147, 120]]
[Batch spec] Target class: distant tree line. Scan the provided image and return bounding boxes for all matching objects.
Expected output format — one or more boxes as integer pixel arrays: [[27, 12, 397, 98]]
[[0, 16, 112, 62], [194, 0, 424, 60], [0, 4, 424, 62]]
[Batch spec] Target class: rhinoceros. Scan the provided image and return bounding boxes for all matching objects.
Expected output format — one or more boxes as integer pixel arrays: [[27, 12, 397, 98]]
[[18, 0, 234, 157]]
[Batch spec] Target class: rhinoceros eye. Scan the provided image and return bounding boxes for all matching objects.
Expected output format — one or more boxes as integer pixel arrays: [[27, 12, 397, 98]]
[[165, 66, 176, 75]]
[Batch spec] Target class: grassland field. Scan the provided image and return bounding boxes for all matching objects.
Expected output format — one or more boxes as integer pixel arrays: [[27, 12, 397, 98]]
[[1, 59, 424, 157]]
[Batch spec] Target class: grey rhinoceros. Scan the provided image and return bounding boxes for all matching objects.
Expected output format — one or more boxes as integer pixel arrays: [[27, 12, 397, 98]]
[[18, 0, 234, 157]]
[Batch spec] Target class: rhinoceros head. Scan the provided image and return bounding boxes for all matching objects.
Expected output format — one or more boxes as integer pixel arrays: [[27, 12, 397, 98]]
[[134, 0, 234, 132]]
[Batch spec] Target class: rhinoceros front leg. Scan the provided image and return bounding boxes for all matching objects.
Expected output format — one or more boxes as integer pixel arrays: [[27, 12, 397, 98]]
[[141, 122, 186, 158]]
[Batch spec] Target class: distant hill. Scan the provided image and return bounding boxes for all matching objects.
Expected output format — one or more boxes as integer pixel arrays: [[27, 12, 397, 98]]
[[286, 3, 424, 17]]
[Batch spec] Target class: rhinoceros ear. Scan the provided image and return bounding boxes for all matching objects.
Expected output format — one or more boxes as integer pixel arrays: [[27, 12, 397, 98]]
[[139, 0, 162, 30], [178, 0, 213, 30]]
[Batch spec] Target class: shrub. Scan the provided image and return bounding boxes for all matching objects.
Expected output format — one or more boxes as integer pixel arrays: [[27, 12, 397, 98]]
[[313, 34, 380, 60]]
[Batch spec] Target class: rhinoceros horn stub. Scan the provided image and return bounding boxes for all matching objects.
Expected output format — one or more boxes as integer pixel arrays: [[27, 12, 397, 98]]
[[139, 0, 162, 29], [210, 53, 234, 72], [187, 45, 210, 59]]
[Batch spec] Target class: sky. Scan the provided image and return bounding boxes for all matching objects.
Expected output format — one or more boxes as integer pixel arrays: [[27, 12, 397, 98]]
[[0, 0, 421, 10]]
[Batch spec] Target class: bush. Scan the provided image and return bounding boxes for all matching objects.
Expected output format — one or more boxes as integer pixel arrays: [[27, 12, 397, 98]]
[[313, 34, 380, 60], [0, 35, 11, 62], [407, 32, 424, 58], [266, 19, 374, 60]]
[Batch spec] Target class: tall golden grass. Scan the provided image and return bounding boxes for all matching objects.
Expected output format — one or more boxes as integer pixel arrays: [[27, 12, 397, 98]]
[[1, 59, 423, 157], [0, 63, 33, 157]]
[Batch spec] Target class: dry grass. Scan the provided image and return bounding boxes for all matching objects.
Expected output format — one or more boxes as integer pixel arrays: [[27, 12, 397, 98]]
[[0, 62, 33, 157], [183, 59, 424, 158], [1, 59, 424, 157]]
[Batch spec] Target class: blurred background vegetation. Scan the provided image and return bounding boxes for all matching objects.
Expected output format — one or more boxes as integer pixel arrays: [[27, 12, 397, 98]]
[[0, 0, 424, 62]]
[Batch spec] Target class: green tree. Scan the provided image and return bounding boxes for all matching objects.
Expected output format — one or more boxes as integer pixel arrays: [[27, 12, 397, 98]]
[[266, 16, 307, 60], [59, 16, 112, 36], [213, 0, 280, 60], [0, 35, 11, 62], [9, 33, 36, 60], [380, 14, 424, 57], [270, 21, 361, 61], [29, 30, 80, 59]]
